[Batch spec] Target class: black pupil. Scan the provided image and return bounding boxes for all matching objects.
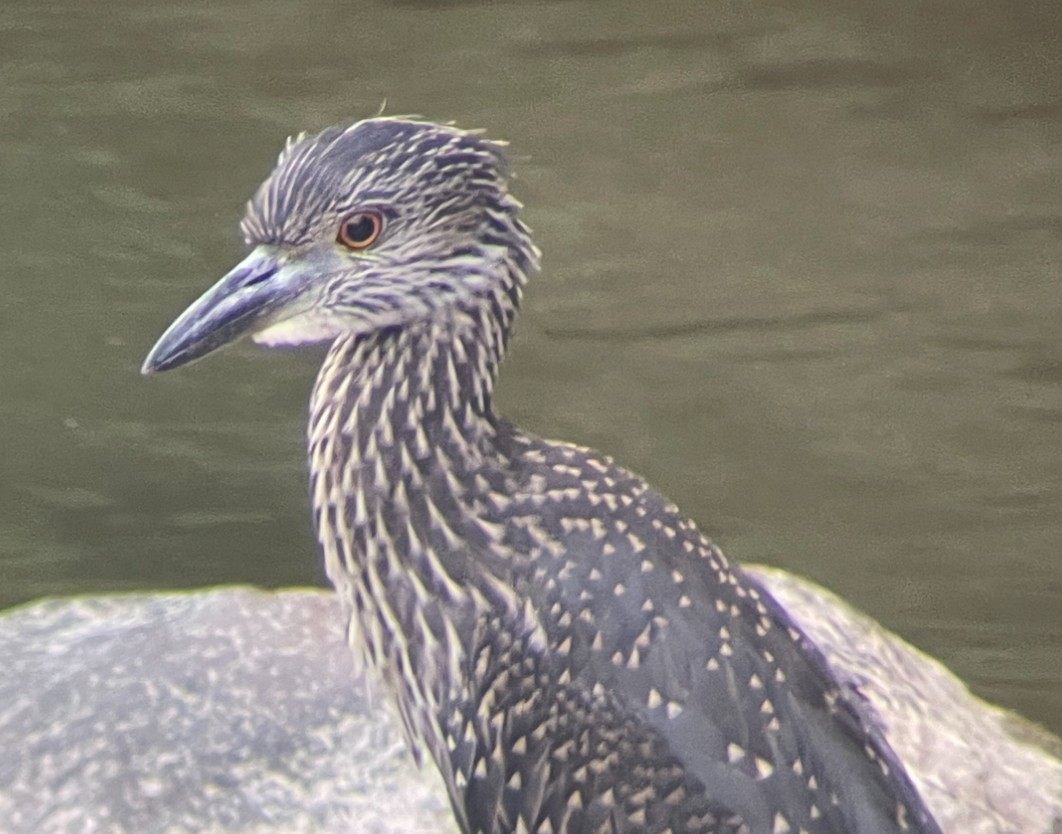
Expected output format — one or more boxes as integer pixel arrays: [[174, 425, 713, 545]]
[[344, 214, 376, 244]]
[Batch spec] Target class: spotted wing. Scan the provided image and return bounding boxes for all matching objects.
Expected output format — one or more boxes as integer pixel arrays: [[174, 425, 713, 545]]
[[448, 432, 943, 834]]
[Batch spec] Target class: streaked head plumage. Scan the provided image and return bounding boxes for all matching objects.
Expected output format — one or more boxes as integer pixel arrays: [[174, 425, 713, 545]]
[[142, 117, 538, 373], [240, 118, 514, 250]]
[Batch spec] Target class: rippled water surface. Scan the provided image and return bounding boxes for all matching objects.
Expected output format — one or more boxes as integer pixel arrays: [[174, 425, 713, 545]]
[[1, 0, 1060, 733]]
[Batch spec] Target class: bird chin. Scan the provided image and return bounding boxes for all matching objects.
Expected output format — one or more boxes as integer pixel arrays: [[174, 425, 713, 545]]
[[252, 313, 349, 347]]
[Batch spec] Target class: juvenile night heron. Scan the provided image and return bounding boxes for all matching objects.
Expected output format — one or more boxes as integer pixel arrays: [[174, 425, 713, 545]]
[[143, 118, 942, 834]]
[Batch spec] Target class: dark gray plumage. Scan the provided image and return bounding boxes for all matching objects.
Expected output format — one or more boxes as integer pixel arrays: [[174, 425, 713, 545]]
[[143, 117, 943, 834]]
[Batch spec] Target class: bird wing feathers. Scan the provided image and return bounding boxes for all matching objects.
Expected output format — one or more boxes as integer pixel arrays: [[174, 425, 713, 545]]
[[439, 431, 942, 834]]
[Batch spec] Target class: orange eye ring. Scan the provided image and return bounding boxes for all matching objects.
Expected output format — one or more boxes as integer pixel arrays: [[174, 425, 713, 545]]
[[337, 210, 383, 250]]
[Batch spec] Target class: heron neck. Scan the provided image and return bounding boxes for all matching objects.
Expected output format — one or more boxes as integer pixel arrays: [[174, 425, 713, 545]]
[[307, 294, 522, 615]]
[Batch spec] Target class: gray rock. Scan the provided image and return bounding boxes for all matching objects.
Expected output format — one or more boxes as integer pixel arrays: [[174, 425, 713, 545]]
[[744, 566, 1062, 834], [0, 589, 454, 834], [1, 575, 1059, 834]]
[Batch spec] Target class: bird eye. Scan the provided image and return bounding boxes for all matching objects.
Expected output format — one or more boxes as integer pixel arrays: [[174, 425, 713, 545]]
[[337, 211, 383, 250]]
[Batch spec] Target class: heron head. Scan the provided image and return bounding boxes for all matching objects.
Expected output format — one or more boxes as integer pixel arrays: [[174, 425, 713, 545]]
[[142, 117, 537, 374]]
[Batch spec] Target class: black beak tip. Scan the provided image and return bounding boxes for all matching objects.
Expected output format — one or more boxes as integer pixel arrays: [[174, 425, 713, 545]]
[[141, 339, 187, 375], [138, 251, 286, 377]]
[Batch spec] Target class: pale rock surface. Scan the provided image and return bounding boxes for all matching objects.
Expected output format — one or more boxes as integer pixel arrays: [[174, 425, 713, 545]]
[[1, 574, 1059, 834]]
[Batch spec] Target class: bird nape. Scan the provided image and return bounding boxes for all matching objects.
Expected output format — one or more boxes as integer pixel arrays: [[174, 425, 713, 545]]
[[143, 117, 943, 834]]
